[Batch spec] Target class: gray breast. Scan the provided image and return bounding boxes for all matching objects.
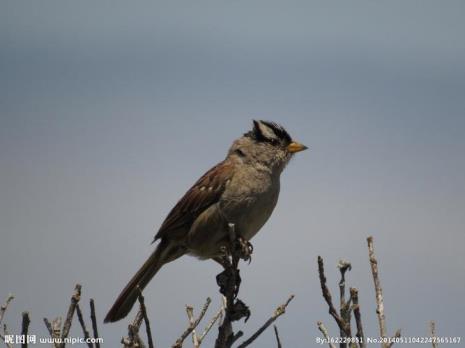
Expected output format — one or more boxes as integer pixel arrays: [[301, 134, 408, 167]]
[[219, 167, 281, 241]]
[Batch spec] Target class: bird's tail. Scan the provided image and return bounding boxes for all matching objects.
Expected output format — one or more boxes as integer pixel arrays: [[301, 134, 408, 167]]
[[104, 239, 184, 323]]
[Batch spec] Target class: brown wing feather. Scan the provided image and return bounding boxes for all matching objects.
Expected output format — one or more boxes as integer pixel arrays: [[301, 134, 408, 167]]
[[153, 160, 233, 242]]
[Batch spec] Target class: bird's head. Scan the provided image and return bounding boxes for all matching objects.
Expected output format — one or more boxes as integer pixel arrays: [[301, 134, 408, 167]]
[[228, 120, 307, 173]]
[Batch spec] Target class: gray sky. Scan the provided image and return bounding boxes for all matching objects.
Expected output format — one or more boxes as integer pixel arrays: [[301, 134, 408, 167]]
[[1, 1, 465, 347]]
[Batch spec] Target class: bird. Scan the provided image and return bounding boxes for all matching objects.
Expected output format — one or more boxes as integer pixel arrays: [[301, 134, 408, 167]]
[[104, 120, 307, 323]]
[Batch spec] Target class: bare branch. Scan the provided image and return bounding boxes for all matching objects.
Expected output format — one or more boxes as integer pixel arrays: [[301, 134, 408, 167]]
[[317, 321, 336, 348], [350, 288, 365, 348], [387, 329, 401, 348], [273, 325, 282, 348], [43, 318, 54, 337], [172, 297, 211, 348], [43, 317, 61, 348], [338, 260, 352, 347], [198, 304, 224, 344], [367, 236, 387, 343], [430, 321, 437, 348], [338, 260, 352, 309], [89, 299, 101, 348], [76, 304, 92, 348], [236, 294, 294, 348], [122, 307, 145, 348], [0, 294, 14, 327], [185, 306, 199, 347], [137, 289, 155, 348], [60, 284, 82, 347], [52, 317, 62, 343], [3, 324, 13, 348], [318, 256, 350, 336], [21, 312, 31, 348], [215, 223, 252, 348], [367, 236, 401, 348], [0, 294, 14, 347]]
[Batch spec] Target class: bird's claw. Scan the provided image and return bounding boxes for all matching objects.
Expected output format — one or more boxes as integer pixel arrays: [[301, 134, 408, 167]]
[[235, 237, 253, 263]]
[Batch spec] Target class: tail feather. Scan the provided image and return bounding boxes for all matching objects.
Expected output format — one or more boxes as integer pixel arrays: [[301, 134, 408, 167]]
[[104, 240, 184, 323]]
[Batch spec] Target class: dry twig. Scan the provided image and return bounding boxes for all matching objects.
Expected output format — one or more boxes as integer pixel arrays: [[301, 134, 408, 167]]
[[76, 304, 92, 348], [137, 289, 155, 348], [198, 304, 224, 345], [0, 295, 14, 327], [0, 294, 14, 346], [429, 321, 437, 348], [317, 321, 336, 348], [350, 288, 365, 348], [21, 311, 31, 348], [273, 325, 282, 348], [338, 260, 352, 347], [172, 298, 211, 348], [43, 318, 54, 337], [52, 317, 62, 346], [59, 284, 82, 347], [121, 308, 145, 348], [367, 236, 401, 348], [318, 256, 350, 337], [43, 316, 61, 348], [90, 299, 100, 348], [3, 324, 13, 348], [236, 294, 294, 348]]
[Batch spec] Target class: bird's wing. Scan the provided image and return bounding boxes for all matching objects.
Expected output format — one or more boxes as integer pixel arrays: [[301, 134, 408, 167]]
[[153, 160, 234, 242]]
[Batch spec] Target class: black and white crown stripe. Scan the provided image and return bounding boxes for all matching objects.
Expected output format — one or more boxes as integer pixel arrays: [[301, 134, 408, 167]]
[[246, 120, 292, 144]]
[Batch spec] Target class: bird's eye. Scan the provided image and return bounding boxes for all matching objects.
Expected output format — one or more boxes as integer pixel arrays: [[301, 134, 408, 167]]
[[235, 149, 245, 157]]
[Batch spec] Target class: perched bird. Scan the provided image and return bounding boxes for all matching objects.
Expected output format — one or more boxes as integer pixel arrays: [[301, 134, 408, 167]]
[[104, 120, 307, 323]]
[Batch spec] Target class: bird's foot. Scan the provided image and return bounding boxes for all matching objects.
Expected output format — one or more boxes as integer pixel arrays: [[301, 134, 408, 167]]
[[235, 237, 253, 263]]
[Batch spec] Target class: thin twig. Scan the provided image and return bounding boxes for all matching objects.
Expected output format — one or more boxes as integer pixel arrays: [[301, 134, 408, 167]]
[[122, 308, 145, 348], [43, 318, 54, 337], [186, 306, 200, 348], [338, 260, 352, 310], [0, 294, 14, 347], [0, 295, 14, 327], [273, 325, 282, 348], [52, 317, 62, 343], [338, 260, 352, 348], [76, 304, 92, 348], [350, 288, 365, 348], [430, 321, 437, 348], [43, 317, 60, 348], [236, 294, 294, 348], [367, 237, 401, 348], [137, 289, 155, 348], [89, 299, 100, 348], [387, 329, 401, 348], [367, 236, 387, 343], [60, 284, 82, 347], [21, 312, 31, 348], [317, 321, 336, 348], [198, 305, 224, 344], [3, 324, 13, 348], [172, 297, 211, 348], [318, 256, 350, 336]]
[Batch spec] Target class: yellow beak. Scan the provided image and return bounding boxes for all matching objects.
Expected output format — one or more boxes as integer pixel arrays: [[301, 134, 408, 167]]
[[287, 141, 308, 153]]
